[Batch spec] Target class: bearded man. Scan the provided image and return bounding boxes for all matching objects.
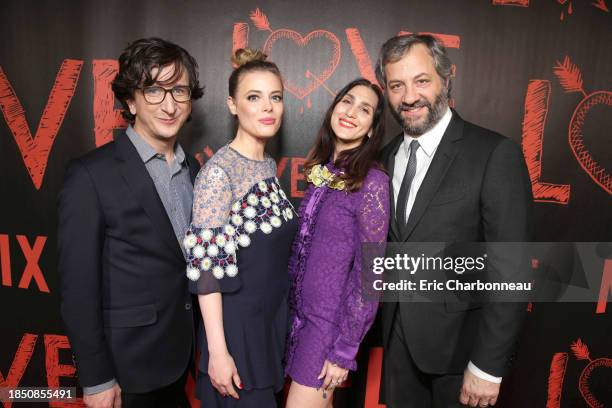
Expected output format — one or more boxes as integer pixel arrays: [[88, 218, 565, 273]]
[[377, 34, 533, 408]]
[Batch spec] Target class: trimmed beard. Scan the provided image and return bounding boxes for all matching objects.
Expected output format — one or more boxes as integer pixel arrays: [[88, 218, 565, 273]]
[[392, 89, 449, 136]]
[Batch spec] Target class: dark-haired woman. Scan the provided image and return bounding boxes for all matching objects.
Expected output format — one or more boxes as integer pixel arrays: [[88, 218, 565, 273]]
[[184, 48, 297, 407], [285, 78, 390, 407]]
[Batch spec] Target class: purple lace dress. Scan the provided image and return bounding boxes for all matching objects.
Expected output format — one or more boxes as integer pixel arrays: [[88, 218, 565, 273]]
[[285, 164, 390, 388]]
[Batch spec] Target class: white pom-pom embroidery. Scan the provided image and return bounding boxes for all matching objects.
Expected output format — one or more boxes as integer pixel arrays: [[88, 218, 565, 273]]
[[247, 193, 259, 206], [207, 244, 219, 257], [200, 229, 213, 242], [225, 264, 238, 277], [237, 234, 251, 247], [186, 267, 201, 281], [192, 245, 205, 259], [244, 206, 257, 219], [224, 224, 236, 236], [201, 257, 212, 271], [285, 208, 294, 220], [244, 220, 257, 234], [192, 177, 296, 282], [212, 266, 224, 279], [183, 234, 197, 249], [224, 241, 236, 255], [231, 214, 243, 226], [260, 222, 272, 234], [270, 216, 282, 228], [216, 234, 227, 247]]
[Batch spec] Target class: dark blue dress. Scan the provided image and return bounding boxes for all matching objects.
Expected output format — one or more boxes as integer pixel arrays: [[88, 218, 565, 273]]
[[184, 146, 298, 407]]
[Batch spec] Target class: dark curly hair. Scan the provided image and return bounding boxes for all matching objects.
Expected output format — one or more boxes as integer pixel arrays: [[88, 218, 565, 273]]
[[304, 78, 386, 192], [112, 37, 204, 123]]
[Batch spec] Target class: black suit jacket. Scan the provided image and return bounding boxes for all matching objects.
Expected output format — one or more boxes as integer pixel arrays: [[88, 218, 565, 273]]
[[58, 132, 199, 393], [381, 111, 533, 377]]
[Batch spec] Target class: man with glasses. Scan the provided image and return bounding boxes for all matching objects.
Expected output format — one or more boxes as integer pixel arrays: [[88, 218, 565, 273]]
[[58, 38, 204, 408]]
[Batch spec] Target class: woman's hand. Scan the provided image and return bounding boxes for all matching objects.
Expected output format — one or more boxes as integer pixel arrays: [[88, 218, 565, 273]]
[[208, 350, 242, 399], [318, 359, 348, 391]]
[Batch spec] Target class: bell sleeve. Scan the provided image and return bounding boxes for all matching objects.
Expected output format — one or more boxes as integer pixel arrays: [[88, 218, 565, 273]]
[[184, 163, 241, 294]]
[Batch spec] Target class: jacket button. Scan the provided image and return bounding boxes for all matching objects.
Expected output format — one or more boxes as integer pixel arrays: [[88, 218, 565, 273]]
[[185, 303, 192, 310]]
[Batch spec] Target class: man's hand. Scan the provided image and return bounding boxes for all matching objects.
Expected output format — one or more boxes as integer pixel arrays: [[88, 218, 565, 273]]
[[459, 369, 500, 407], [84, 383, 121, 408]]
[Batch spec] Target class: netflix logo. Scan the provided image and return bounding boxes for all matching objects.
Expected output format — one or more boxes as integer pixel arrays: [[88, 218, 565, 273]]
[[0, 234, 49, 293]]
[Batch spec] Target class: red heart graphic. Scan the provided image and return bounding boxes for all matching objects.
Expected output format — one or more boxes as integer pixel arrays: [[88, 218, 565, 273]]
[[263, 29, 340, 100], [579, 357, 612, 408], [569, 91, 612, 195]]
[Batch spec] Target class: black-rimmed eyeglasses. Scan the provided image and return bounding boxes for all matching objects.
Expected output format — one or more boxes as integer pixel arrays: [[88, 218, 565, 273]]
[[141, 86, 192, 104]]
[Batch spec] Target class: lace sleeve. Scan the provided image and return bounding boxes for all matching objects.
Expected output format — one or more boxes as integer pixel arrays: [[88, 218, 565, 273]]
[[327, 169, 390, 370], [184, 163, 241, 294]]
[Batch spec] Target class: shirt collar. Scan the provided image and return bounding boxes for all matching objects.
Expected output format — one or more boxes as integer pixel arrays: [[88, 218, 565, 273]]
[[402, 107, 452, 158], [126, 125, 186, 165]]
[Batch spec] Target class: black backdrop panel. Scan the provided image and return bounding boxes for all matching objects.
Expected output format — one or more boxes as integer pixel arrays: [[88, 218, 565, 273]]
[[1, 1, 610, 407]]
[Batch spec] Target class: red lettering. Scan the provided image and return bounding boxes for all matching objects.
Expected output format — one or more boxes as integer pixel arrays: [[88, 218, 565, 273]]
[[364, 347, 385, 408], [45, 335, 84, 407], [195, 146, 215, 167], [596, 259, 612, 314], [0, 60, 83, 190], [276, 157, 289, 178], [492, 0, 530, 6], [0, 334, 38, 408], [591, 0, 609, 12], [546, 352, 568, 408], [16, 235, 49, 293], [291, 157, 306, 198], [522, 80, 571, 204], [345, 28, 379, 87], [397, 31, 460, 49], [92, 60, 128, 147], [346, 29, 460, 91], [232, 23, 250, 56], [0, 234, 10, 287]]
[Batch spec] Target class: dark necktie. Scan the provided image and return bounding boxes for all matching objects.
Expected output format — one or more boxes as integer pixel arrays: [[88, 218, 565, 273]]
[[396, 139, 420, 230]]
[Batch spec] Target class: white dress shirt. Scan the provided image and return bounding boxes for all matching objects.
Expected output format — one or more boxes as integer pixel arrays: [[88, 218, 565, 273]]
[[392, 107, 502, 384], [392, 108, 452, 216]]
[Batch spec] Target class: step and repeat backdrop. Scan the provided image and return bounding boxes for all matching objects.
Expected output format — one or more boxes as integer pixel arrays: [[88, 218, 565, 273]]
[[1, 0, 610, 406]]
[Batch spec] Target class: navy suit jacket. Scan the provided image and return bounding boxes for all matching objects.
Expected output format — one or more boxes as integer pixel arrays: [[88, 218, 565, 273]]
[[58, 132, 199, 392]]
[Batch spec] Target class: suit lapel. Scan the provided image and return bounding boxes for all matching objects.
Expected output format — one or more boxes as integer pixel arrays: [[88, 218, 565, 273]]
[[187, 155, 199, 184], [401, 112, 464, 241], [114, 133, 184, 261], [385, 134, 404, 242]]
